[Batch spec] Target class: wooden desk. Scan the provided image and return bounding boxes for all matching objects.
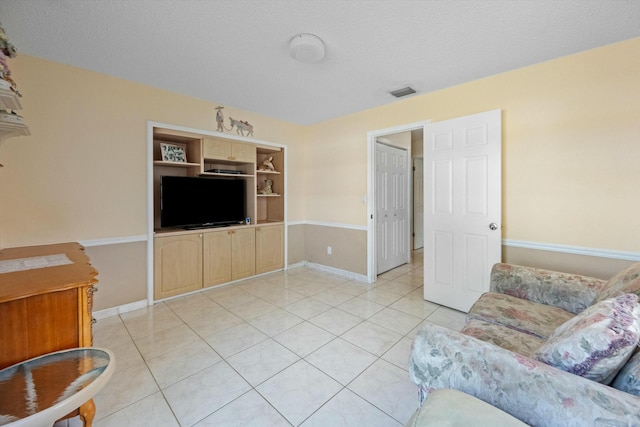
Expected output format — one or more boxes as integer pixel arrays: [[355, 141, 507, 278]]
[[0, 242, 99, 426]]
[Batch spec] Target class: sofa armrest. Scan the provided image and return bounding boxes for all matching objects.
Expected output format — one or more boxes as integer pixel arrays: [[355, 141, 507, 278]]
[[490, 263, 606, 314], [409, 324, 640, 427]]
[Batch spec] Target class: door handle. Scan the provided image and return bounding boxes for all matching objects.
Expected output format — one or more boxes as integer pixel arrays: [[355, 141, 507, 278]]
[[489, 223, 499, 231]]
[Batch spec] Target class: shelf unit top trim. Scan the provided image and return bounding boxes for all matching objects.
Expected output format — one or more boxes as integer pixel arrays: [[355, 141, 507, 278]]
[[150, 121, 285, 149]]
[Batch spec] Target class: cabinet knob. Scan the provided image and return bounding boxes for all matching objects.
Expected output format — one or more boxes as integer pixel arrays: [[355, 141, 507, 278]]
[[91, 317, 97, 325]]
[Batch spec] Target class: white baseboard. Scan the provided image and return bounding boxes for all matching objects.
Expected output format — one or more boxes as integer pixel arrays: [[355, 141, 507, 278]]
[[287, 220, 367, 231], [303, 261, 370, 283], [93, 299, 148, 320], [80, 235, 147, 247]]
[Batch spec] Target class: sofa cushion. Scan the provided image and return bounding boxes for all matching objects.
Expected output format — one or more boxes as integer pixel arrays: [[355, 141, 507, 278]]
[[534, 293, 640, 383], [597, 262, 640, 302], [467, 292, 574, 339], [461, 318, 545, 358], [491, 263, 606, 314], [611, 350, 640, 396]]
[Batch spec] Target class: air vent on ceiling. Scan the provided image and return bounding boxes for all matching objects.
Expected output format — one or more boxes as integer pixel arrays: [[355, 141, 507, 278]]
[[389, 86, 416, 98]]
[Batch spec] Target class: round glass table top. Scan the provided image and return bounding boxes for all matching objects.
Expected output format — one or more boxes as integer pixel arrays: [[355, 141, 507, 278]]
[[0, 348, 114, 427]]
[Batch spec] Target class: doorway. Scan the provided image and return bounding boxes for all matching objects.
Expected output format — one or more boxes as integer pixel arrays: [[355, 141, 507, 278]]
[[367, 121, 428, 282]]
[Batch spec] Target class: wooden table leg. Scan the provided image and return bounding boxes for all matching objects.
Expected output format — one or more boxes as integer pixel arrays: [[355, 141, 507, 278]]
[[79, 399, 96, 427]]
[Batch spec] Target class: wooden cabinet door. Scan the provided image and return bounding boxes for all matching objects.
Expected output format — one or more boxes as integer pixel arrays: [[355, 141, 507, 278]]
[[203, 230, 232, 288], [154, 234, 202, 299], [231, 143, 256, 163], [203, 138, 231, 160], [231, 228, 256, 280], [203, 138, 255, 163], [256, 225, 284, 274]]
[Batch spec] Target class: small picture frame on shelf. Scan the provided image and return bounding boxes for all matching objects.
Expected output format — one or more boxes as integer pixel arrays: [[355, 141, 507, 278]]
[[160, 143, 187, 163]]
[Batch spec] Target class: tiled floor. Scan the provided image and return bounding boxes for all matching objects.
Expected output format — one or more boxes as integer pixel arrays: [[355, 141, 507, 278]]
[[66, 250, 467, 426]]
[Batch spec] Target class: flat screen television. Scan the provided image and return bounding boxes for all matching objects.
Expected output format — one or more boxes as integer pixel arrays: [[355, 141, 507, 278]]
[[160, 175, 246, 229]]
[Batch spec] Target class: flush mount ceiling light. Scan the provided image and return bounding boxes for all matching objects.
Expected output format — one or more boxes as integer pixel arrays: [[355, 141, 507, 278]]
[[289, 33, 325, 63]]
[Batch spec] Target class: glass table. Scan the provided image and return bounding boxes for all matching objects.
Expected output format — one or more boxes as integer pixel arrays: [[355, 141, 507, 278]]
[[0, 348, 114, 427]]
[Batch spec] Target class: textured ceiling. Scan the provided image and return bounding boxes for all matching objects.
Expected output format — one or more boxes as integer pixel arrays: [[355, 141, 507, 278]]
[[2, 0, 640, 125]]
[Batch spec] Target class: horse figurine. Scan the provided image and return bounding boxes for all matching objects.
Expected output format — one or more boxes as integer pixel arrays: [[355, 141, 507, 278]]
[[229, 117, 254, 137]]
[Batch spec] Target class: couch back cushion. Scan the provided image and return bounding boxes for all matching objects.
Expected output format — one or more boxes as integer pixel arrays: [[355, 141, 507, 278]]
[[597, 262, 640, 302], [534, 293, 640, 384], [612, 350, 640, 396]]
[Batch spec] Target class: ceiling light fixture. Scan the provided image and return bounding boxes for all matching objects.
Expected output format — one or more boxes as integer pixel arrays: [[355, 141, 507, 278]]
[[289, 33, 325, 63]]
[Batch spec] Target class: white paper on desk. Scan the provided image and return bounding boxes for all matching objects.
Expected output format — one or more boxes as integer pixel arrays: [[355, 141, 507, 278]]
[[0, 254, 73, 274]]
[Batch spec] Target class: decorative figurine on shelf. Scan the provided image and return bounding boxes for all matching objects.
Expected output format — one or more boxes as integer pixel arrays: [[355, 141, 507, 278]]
[[263, 179, 273, 194], [215, 106, 229, 132], [258, 156, 276, 172], [229, 117, 254, 137], [0, 23, 19, 96], [258, 179, 274, 195]]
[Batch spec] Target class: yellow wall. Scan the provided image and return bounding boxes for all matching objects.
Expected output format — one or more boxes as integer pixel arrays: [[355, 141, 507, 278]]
[[1, 37, 638, 255], [304, 37, 640, 252], [0, 56, 305, 248]]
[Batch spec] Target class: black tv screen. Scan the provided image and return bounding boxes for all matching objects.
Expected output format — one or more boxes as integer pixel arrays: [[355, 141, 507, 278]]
[[160, 176, 246, 229]]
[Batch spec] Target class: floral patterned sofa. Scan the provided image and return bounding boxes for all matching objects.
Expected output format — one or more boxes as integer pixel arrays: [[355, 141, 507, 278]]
[[409, 262, 640, 427]]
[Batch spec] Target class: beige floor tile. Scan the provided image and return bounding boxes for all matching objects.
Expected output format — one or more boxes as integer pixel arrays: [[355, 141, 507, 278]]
[[341, 321, 403, 356], [359, 287, 404, 306], [284, 297, 332, 319], [183, 307, 245, 337], [309, 308, 363, 336], [273, 321, 336, 357], [249, 307, 303, 336], [94, 392, 179, 427], [301, 388, 402, 427], [257, 360, 342, 426], [194, 390, 290, 426], [163, 361, 251, 426], [146, 340, 221, 388], [390, 296, 440, 318], [368, 307, 423, 335], [227, 298, 279, 320], [306, 337, 377, 385], [337, 297, 386, 319], [310, 288, 356, 306], [348, 359, 418, 424], [93, 362, 159, 421], [381, 336, 414, 371], [120, 303, 184, 339], [227, 339, 300, 386], [426, 306, 467, 331], [205, 322, 269, 358], [133, 323, 201, 360]]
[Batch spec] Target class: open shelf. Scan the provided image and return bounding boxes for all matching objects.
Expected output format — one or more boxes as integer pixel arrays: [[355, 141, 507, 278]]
[[0, 122, 29, 141], [0, 88, 22, 110], [153, 160, 201, 168], [201, 171, 254, 178]]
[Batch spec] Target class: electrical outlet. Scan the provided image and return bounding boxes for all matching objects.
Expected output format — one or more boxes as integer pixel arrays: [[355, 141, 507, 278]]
[[327, 246, 332, 255]]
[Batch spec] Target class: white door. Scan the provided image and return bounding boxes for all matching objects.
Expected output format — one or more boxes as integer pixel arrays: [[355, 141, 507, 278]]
[[413, 158, 424, 249], [423, 109, 502, 312], [376, 142, 409, 274]]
